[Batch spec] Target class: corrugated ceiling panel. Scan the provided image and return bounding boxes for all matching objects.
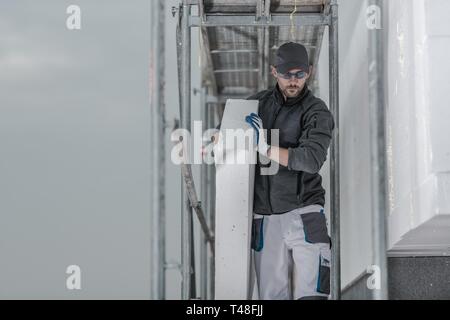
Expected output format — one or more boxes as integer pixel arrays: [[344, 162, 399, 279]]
[[199, 0, 328, 95]]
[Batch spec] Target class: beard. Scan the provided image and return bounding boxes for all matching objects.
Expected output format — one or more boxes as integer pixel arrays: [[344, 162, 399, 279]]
[[282, 85, 302, 98]]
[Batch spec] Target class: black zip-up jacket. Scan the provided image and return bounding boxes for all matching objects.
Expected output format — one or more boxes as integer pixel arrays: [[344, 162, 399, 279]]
[[248, 84, 335, 215]]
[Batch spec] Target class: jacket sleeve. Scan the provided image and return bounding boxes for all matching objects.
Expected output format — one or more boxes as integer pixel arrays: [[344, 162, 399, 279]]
[[287, 104, 335, 174]]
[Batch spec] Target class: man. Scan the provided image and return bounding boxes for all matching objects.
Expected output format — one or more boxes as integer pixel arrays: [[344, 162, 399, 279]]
[[215, 42, 335, 300], [246, 43, 334, 299]]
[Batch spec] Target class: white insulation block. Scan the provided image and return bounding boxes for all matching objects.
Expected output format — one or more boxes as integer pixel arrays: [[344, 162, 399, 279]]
[[214, 99, 258, 300]]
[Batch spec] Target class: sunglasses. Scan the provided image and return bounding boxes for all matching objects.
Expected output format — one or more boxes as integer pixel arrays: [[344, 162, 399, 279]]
[[276, 70, 308, 80]]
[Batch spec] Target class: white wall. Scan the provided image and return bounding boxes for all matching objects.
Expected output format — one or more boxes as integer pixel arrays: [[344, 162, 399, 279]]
[[318, 0, 374, 288], [317, 0, 450, 288], [386, 0, 450, 254]]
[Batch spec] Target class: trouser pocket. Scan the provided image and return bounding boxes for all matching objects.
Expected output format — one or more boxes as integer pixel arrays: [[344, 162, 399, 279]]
[[251, 217, 264, 252], [300, 211, 330, 244], [317, 250, 331, 295]]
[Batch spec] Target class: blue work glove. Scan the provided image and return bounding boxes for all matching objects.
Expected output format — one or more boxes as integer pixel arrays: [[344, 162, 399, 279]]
[[245, 113, 270, 157]]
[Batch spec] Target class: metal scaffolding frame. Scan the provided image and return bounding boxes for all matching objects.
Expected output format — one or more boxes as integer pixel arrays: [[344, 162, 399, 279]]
[[150, 0, 166, 300], [368, 0, 388, 300], [173, 0, 341, 300]]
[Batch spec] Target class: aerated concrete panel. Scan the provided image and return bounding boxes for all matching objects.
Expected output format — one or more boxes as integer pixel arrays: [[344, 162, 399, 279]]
[[214, 99, 258, 300]]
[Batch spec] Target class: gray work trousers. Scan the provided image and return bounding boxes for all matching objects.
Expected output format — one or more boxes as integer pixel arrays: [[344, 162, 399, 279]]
[[252, 205, 331, 300]]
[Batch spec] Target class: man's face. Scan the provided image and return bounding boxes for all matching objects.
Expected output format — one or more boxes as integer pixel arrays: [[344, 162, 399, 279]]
[[271, 66, 311, 98]]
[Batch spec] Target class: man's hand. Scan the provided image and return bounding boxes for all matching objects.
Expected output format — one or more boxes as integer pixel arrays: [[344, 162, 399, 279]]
[[245, 113, 270, 157]]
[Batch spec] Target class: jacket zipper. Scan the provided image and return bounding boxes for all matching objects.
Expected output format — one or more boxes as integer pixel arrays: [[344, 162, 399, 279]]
[[313, 115, 318, 128]]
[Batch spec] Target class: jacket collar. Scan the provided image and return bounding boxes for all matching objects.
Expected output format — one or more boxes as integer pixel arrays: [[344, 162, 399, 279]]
[[272, 83, 310, 107]]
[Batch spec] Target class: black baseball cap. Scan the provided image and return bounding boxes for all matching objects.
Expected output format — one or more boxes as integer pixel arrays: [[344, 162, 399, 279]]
[[274, 42, 309, 74]]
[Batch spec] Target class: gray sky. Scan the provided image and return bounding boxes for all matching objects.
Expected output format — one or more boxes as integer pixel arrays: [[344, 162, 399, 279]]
[[0, 0, 152, 299]]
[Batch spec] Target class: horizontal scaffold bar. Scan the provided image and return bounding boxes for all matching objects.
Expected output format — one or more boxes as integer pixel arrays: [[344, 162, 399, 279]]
[[189, 14, 330, 27]]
